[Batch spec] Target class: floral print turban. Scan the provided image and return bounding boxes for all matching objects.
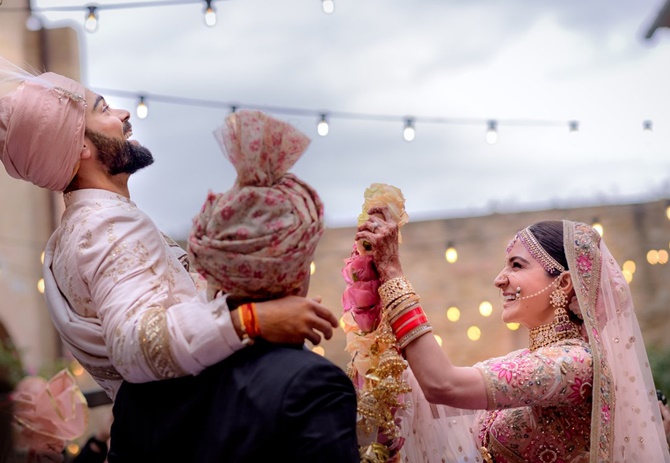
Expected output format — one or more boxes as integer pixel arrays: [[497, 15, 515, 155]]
[[188, 110, 324, 300]]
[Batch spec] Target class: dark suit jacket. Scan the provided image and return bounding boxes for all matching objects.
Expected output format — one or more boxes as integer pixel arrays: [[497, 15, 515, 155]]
[[108, 342, 359, 463]]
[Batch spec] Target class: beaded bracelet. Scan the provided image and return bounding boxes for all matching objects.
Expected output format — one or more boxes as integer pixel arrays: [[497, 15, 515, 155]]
[[398, 323, 433, 350]]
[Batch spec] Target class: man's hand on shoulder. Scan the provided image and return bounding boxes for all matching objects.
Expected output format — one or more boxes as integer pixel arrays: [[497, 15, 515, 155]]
[[255, 296, 338, 345]]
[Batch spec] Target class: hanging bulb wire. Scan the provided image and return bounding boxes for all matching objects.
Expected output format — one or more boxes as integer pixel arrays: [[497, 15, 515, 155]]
[[485, 120, 498, 145], [317, 114, 329, 137], [136, 96, 148, 119], [403, 118, 415, 142], [84, 5, 98, 33], [204, 0, 216, 26], [322, 0, 335, 14]]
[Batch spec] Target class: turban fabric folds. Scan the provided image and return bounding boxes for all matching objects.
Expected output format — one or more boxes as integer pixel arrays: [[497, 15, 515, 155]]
[[0, 70, 86, 191], [188, 110, 324, 300]]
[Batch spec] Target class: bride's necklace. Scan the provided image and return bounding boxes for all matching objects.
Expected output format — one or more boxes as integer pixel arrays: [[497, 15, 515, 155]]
[[528, 307, 581, 351]]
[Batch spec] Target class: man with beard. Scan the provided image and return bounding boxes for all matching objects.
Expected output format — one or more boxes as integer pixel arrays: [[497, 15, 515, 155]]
[[0, 64, 340, 457]]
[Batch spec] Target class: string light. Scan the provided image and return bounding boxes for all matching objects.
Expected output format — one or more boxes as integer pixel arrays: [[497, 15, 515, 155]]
[[136, 96, 148, 119], [665, 200, 670, 220], [467, 326, 481, 341], [317, 114, 329, 136], [1, 0, 228, 31], [204, 0, 216, 26], [479, 301, 493, 317], [445, 242, 457, 263], [591, 218, 603, 237], [37, 278, 45, 294], [647, 250, 659, 265], [446, 306, 460, 322], [84, 5, 98, 33], [310, 261, 316, 275], [88, 87, 628, 139], [434, 334, 443, 346], [322, 0, 334, 14], [485, 120, 498, 145], [506, 322, 520, 331], [312, 345, 325, 356], [402, 118, 415, 142]]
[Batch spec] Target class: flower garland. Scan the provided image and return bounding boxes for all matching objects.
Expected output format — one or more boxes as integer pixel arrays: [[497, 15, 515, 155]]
[[341, 183, 411, 463], [0, 323, 89, 462]]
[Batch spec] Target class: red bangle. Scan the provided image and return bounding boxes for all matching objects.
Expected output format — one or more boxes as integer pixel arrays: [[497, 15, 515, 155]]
[[391, 307, 425, 331], [240, 303, 261, 339], [395, 315, 429, 340]]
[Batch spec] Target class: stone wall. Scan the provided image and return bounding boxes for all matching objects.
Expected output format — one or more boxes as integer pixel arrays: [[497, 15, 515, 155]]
[[311, 199, 670, 370]]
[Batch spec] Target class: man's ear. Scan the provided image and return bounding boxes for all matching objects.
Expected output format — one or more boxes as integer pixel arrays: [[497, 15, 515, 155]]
[[80, 140, 92, 160]]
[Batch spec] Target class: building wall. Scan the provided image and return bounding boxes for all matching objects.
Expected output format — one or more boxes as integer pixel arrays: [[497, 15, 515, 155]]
[[311, 199, 670, 370], [0, 0, 80, 373]]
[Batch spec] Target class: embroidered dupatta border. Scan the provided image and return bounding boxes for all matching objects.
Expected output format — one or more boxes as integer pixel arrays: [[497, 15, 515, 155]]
[[564, 220, 613, 462]]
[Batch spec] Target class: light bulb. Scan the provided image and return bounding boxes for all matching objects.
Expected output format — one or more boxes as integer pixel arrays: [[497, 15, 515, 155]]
[[403, 119, 415, 142], [485, 120, 497, 145], [445, 243, 457, 263], [204, 0, 216, 26], [136, 96, 148, 119], [84, 6, 98, 33], [317, 114, 329, 136], [591, 219, 603, 237], [322, 0, 334, 14], [479, 301, 493, 317]]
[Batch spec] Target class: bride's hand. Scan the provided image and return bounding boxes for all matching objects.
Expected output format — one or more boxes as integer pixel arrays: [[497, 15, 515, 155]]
[[355, 206, 404, 282]]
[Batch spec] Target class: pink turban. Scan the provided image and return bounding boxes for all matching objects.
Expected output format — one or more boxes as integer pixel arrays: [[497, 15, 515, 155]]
[[188, 110, 324, 300], [0, 72, 86, 191]]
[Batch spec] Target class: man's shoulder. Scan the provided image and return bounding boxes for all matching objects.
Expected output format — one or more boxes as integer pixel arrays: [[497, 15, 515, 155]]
[[226, 343, 350, 384]]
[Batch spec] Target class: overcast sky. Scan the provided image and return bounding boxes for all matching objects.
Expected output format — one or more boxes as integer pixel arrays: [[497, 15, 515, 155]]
[[33, 0, 670, 238]]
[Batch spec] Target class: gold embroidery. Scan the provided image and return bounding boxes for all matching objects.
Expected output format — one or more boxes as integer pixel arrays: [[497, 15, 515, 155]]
[[80, 361, 123, 381], [138, 306, 186, 379]]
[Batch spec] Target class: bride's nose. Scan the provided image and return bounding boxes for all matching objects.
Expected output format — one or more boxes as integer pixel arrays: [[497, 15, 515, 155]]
[[494, 269, 509, 289]]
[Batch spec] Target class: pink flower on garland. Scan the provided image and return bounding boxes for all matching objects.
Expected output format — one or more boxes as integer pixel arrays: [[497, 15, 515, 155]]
[[341, 250, 382, 332]]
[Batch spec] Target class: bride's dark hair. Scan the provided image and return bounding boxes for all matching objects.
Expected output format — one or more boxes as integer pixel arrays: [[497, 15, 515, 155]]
[[528, 221, 568, 277]]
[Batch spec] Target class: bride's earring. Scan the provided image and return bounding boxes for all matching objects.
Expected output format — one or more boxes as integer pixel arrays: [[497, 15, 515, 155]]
[[549, 288, 568, 310]]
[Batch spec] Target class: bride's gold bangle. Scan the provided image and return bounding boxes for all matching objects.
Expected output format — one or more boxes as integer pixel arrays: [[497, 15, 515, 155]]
[[379, 276, 415, 308]]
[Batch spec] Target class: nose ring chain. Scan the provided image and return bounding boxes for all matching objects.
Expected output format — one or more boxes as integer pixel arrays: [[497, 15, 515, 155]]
[[516, 275, 562, 300]]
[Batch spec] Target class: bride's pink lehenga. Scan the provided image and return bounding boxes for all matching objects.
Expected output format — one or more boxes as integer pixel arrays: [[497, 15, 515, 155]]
[[344, 209, 670, 462]]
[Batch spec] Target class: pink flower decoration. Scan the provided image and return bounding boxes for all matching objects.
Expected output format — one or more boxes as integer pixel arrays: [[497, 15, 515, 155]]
[[601, 403, 610, 422], [341, 254, 378, 284], [341, 253, 382, 333], [12, 369, 89, 459], [567, 376, 592, 403], [490, 360, 519, 384], [576, 254, 592, 273]]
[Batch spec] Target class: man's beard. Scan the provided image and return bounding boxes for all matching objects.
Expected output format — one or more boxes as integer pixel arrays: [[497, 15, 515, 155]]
[[85, 129, 154, 176]]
